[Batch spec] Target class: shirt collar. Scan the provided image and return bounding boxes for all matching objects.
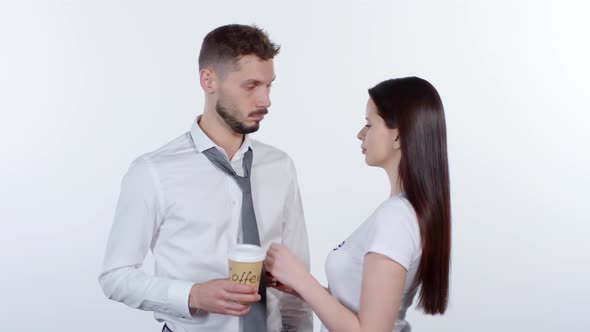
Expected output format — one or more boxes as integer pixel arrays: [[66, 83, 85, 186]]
[[190, 116, 254, 159]]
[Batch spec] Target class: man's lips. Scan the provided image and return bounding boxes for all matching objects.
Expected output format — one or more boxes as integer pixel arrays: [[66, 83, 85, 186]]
[[250, 114, 265, 121], [249, 111, 268, 121]]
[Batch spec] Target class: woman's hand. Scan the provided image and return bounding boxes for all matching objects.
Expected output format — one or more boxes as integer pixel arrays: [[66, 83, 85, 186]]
[[265, 271, 302, 299], [264, 243, 309, 291]]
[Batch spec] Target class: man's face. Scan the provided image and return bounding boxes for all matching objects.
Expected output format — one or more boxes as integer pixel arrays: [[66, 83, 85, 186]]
[[215, 55, 275, 134]]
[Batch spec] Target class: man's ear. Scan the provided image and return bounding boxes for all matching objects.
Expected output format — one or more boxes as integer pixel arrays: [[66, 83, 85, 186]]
[[199, 68, 217, 94]]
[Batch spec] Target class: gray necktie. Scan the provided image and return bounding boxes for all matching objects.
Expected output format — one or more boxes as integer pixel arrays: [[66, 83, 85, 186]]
[[202, 147, 267, 332]]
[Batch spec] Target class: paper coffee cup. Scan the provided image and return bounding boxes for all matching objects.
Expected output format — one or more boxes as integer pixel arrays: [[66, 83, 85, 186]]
[[228, 244, 265, 290]]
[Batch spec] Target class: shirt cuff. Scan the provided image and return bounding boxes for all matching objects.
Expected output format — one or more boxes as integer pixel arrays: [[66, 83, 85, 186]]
[[167, 279, 195, 319]]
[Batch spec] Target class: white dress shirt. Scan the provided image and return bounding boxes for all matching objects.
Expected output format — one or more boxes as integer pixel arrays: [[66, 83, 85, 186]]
[[99, 119, 312, 332]]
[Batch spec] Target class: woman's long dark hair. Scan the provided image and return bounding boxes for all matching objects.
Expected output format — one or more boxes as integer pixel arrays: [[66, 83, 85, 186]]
[[368, 77, 451, 314]]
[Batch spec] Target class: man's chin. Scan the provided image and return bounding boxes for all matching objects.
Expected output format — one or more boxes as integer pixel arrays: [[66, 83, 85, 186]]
[[243, 125, 260, 134], [233, 122, 260, 134]]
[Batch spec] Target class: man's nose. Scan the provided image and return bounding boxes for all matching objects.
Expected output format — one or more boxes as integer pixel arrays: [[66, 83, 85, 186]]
[[255, 89, 271, 109]]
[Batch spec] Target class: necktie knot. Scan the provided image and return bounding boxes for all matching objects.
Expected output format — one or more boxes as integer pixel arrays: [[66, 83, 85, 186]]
[[234, 177, 251, 193]]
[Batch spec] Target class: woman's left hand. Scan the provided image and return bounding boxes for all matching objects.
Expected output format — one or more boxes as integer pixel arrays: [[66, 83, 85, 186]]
[[264, 243, 309, 290]]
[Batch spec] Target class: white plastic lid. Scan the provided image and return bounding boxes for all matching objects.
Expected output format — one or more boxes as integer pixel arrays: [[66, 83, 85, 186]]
[[227, 244, 265, 263]]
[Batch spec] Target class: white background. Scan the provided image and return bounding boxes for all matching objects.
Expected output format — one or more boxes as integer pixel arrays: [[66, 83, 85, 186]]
[[1, 0, 589, 331]]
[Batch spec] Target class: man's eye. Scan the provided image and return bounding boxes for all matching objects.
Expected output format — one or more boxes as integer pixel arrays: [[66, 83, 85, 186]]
[[365, 124, 371, 128]]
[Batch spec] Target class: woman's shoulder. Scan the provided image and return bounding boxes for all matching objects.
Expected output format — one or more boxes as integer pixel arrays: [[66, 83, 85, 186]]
[[368, 194, 420, 241], [363, 194, 422, 269], [374, 194, 416, 221]]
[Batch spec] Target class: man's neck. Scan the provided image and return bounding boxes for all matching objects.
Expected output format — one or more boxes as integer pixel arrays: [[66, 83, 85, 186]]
[[199, 110, 244, 160]]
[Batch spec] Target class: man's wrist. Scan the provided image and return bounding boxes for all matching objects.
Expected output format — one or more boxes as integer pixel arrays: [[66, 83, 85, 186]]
[[189, 283, 201, 314]]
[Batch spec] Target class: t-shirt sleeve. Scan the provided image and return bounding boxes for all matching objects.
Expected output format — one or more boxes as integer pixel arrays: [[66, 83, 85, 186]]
[[365, 200, 419, 270]]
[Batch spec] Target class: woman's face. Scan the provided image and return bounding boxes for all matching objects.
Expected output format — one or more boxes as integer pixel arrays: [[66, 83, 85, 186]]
[[357, 98, 400, 168]]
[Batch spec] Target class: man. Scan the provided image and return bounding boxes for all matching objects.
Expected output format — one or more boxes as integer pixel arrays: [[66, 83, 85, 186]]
[[99, 24, 312, 332]]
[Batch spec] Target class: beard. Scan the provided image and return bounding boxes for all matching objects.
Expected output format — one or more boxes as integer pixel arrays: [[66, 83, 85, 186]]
[[216, 99, 268, 134]]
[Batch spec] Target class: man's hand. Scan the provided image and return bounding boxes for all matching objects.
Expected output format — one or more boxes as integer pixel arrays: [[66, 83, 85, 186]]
[[189, 279, 261, 316]]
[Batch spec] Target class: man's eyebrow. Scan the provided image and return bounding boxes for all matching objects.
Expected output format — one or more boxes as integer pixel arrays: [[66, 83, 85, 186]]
[[243, 76, 276, 85]]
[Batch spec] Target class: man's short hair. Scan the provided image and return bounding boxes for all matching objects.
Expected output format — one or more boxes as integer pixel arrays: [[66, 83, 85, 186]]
[[198, 24, 280, 73]]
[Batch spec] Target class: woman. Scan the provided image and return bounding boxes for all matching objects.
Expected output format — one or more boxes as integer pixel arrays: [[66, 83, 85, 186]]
[[265, 77, 451, 331]]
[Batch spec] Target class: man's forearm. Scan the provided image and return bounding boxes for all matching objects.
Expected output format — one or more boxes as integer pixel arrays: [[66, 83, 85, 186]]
[[99, 266, 194, 318]]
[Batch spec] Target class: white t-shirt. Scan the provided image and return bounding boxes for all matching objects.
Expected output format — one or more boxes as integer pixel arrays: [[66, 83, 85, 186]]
[[321, 194, 422, 332]]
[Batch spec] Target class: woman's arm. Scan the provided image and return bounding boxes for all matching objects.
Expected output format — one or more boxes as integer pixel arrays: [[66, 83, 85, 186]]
[[265, 244, 407, 332]]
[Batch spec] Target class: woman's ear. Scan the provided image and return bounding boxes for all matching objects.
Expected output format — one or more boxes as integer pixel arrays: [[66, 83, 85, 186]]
[[392, 129, 401, 150]]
